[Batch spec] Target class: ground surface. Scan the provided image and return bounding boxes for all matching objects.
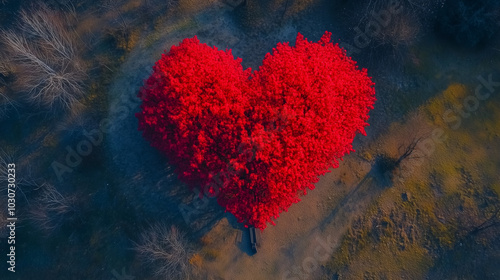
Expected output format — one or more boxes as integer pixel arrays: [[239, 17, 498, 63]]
[[0, 0, 499, 279]]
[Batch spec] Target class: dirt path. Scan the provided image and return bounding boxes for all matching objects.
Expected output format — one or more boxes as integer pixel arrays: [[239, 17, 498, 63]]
[[198, 155, 389, 280]]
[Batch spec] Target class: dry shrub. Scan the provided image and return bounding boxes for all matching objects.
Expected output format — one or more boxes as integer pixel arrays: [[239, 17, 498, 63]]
[[374, 10, 421, 48], [28, 183, 78, 235], [135, 224, 197, 279], [0, 4, 87, 110]]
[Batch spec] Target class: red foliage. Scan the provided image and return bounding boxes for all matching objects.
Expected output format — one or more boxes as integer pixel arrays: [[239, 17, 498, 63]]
[[136, 32, 376, 230]]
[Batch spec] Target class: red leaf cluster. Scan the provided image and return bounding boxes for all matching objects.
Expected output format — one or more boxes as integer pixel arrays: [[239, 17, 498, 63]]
[[136, 32, 375, 230]]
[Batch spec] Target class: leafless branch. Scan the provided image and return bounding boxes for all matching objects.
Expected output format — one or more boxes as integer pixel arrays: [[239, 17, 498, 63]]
[[29, 183, 77, 234], [135, 224, 195, 279], [395, 136, 425, 165], [0, 4, 87, 111]]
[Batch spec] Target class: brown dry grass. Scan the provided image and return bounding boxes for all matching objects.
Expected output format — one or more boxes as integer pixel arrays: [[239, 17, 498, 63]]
[[326, 77, 500, 279]]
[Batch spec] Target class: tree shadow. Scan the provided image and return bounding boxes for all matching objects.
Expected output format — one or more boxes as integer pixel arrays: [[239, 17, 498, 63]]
[[318, 159, 392, 231], [238, 226, 258, 256], [221, 211, 258, 256]]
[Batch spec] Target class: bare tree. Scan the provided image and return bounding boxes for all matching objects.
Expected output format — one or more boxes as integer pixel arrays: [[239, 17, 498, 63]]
[[0, 4, 87, 110], [366, 112, 433, 186], [374, 135, 425, 186], [394, 135, 426, 167], [28, 183, 77, 235], [135, 224, 196, 279]]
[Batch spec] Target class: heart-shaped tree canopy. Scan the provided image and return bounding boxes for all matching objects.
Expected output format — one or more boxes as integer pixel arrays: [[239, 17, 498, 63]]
[[136, 32, 376, 230]]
